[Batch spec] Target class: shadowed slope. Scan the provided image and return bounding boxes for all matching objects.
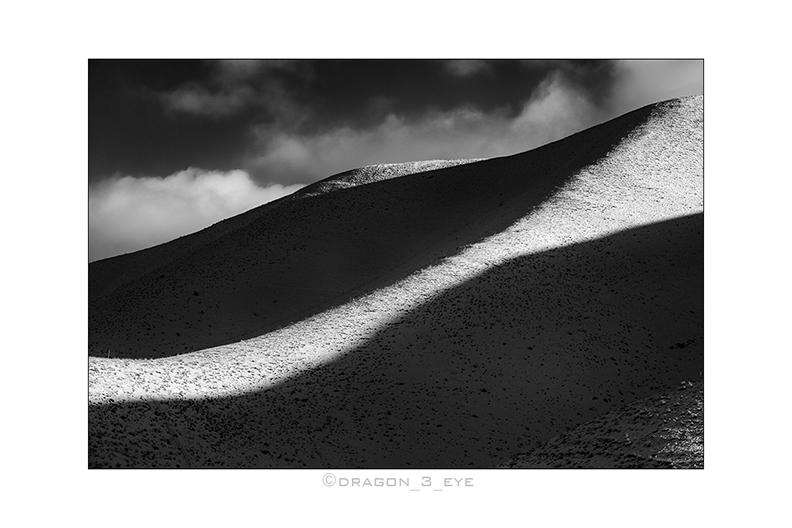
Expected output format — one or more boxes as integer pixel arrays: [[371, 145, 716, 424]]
[[89, 194, 286, 302], [89, 214, 702, 468], [88, 160, 479, 301], [89, 99, 690, 359]]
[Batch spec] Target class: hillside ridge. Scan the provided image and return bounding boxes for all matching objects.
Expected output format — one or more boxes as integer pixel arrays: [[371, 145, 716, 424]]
[[90, 96, 703, 468], [90, 96, 700, 360]]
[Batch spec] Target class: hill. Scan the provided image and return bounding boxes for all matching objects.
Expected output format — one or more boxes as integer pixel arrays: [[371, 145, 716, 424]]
[[90, 98, 701, 360], [89, 96, 703, 468]]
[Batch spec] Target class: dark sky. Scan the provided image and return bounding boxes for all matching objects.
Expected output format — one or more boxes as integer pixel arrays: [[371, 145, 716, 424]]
[[88, 59, 703, 261], [89, 59, 619, 183]]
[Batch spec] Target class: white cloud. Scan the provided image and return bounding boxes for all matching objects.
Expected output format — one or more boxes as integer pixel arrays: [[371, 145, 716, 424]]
[[511, 71, 601, 144], [89, 168, 303, 261], [246, 71, 603, 184]]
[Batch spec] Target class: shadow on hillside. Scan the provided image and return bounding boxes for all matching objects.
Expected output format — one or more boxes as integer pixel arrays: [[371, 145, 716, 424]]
[[89, 213, 703, 468], [90, 103, 661, 359]]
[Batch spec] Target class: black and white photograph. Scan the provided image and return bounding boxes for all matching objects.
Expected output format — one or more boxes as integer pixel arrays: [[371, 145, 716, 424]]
[[88, 59, 704, 469], [6, 2, 792, 526]]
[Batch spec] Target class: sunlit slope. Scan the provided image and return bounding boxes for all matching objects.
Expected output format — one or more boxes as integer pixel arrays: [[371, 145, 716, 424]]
[[90, 98, 697, 359]]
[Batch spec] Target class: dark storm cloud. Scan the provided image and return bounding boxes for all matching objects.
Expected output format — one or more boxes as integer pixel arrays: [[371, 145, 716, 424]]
[[442, 59, 493, 77], [242, 67, 615, 185], [233, 60, 623, 185], [89, 60, 255, 181], [158, 59, 312, 121], [282, 59, 617, 134], [89, 60, 619, 182]]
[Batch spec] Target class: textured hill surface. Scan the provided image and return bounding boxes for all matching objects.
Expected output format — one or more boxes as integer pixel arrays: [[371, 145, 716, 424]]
[[90, 98, 699, 360], [502, 381, 703, 468], [89, 96, 703, 468], [88, 159, 480, 305]]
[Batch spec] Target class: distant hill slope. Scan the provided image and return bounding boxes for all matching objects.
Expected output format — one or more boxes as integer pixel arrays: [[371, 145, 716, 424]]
[[88, 159, 480, 302], [89, 97, 701, 359], [291, 159, 484, 200]]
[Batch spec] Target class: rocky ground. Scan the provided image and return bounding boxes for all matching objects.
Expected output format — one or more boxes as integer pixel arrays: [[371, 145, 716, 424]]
[[502, 381, 703, 468]]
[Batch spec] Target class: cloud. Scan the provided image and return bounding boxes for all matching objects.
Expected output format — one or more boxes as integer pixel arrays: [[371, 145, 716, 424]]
[[92, 61, 704, 261], [159, 60, 311, 121], [442, 60, 492, 77], [246, 71, 604, 185], [511, 71, 601, 144], [159, 80, 308, 123], [214, 59, 298, 80], [160, 83, 257, 118], [607, 60, 703, 115], [89, 168, 303, 261]]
